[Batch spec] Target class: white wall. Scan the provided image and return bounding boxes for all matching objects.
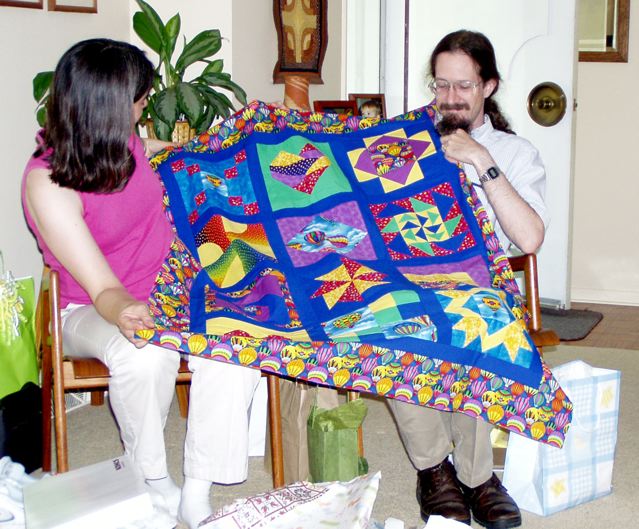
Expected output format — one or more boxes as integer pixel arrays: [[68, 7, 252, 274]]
[[571, 0, 639, 305]]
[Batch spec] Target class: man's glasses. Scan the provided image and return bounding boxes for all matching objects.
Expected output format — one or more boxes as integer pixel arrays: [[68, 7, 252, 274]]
[[429, 79, 482, 94]]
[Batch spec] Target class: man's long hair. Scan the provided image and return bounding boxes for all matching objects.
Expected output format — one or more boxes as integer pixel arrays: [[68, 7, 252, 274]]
[[39, 38, 154, 193], [429, 30, 514, 134]]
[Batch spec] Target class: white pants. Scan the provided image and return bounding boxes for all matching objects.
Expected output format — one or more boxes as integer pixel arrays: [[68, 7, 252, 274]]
[[184, 355, 260, 483], [62, 305, 261, 484], [387, 399, 494, 488]]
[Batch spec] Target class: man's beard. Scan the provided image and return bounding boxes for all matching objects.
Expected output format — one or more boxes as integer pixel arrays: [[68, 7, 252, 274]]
[[436, 104, 472, 136]]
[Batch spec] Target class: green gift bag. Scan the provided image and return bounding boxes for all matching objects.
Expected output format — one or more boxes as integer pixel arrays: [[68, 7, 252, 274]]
[[0, 261, 39, 400], [307, 397, 368, 483]]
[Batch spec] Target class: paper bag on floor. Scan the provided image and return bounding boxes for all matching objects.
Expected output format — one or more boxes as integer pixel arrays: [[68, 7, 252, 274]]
[[307, 398, 368, 483], [265, 379, 339, 483], [502, 360, 620, 515]]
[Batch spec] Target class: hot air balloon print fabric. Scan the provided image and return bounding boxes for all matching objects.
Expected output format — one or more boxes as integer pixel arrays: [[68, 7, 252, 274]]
[[143, 101, 572, 447]]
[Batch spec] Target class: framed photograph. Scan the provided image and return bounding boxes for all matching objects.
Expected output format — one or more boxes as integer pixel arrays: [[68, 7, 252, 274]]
[[48, 0, 96, 13], [0, 0, 43, 8], [349, 93, 386, 119], [313, 100, 358, 116]]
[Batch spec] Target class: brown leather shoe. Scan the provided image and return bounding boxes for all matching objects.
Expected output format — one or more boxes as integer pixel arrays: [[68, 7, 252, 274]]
[[416, 459, 470, 525], [460, 473, 521, 529]]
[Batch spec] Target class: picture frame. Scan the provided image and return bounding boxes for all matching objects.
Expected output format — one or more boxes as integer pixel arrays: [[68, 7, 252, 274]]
[[313, 100, 358, 116], [578, 0, 629, 62], [48, 0, 96, 13], [0, 0, 42, 8], [349, 93, 386, 119]]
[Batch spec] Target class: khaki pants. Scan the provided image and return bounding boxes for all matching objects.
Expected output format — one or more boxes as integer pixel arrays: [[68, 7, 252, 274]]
[[387, 399, 494, 488]]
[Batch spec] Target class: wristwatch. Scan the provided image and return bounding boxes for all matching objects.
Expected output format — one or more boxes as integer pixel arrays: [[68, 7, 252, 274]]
[[478, 166, 501, 185]]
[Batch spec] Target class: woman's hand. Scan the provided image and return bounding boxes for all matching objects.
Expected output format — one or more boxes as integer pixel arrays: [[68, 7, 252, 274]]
[[143, 138, 179, 157], [117, 301, 156, 348]]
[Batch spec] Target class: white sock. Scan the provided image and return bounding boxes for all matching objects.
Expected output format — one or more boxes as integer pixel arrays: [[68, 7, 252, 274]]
[[146, 476, 181, 517], [178, 477, 213, 529]]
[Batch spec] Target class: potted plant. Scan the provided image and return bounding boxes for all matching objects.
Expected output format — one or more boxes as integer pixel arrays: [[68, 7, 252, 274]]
[[133, 0, 247, 141], [32, 0, 247, 142]]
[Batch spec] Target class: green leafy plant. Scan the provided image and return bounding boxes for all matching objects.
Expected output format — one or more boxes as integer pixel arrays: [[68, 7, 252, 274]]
[[33, 71, 53, 127], [133, 0, 247, 140], [31, 1, 247, 139]]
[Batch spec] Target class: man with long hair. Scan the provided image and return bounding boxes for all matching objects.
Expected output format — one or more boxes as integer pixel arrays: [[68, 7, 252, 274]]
[[388, 30, 548, 529]]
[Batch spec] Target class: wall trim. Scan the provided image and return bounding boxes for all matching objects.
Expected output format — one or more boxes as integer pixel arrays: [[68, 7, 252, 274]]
[[571, 288, 639, 307]]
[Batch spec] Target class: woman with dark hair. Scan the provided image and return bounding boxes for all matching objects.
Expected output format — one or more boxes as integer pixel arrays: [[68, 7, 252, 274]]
[[22, 38, 260, 529]]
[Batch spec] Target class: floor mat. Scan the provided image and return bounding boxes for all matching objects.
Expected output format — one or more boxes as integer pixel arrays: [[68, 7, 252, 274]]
[[540, 308, 603, 341]]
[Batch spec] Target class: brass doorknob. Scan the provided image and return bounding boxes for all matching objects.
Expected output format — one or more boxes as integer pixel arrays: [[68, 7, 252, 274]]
[[527, 82, 567, 127]]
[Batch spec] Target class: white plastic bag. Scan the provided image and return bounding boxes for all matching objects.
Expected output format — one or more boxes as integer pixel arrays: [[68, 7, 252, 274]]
[[201, 471, 380, 529]]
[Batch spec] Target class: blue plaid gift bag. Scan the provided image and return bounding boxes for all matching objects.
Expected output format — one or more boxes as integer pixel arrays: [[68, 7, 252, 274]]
[[502, 360, 620, 516]]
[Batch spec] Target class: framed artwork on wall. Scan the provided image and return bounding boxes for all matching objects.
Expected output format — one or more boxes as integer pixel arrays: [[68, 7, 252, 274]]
[[0, 0, 43, 8], [348, 93, 386, 119], [313, 100, 358, 116], [273, 0, 328, 84], [48, 0, 96, 13]]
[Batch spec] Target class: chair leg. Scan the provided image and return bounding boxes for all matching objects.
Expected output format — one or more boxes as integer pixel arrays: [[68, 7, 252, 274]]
[[52, 365, 69, 473], [40, 354, 53, 473], [347, 391, 364, 458], [176, 383, 190, 419], [266, 374, 285, 488], [90, 390, 105, 406]]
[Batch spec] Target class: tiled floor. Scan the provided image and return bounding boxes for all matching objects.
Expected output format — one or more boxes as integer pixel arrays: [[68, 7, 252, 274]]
[[558, 302, 639, 350]]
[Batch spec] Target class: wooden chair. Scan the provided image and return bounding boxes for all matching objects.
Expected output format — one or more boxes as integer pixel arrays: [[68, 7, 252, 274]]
[[506, 253, 560, 351], [36, 267, 285, 487]]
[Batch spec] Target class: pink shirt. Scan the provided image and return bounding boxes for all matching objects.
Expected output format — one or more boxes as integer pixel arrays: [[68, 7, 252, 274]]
[[22, 135, 174, 307]]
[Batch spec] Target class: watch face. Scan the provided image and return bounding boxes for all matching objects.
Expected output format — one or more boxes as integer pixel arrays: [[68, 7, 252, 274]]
[[479, 166, 499, 184]]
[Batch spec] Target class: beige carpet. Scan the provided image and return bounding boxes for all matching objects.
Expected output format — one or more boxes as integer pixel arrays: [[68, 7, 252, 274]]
[[49, 344, 635, 528]]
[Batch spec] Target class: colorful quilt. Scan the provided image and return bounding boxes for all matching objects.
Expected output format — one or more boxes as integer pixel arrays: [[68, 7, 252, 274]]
[[142, 101, 572, 447]]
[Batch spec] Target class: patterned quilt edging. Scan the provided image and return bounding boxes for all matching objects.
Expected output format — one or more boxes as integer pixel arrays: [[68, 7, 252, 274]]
[[143, 326, 570, 447], [142, 239, 571, 448]]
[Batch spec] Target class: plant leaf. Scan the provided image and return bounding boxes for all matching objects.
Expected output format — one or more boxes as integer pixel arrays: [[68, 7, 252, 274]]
[[202, 59, 224, 75], [152, 120, 173, 142], [36, 107, 47, 128], [147, 106, 172, 141], [193, 105, 216, 134], [33, 71, 53, 102], [200, 85, 234, 113], [176, 82, 204, 125], [133, 0, 165, 54], [163, 14, 181, 62], [175, 30, 221, 73], [200, 72, 247, 105], [153, 88, 179, 126]]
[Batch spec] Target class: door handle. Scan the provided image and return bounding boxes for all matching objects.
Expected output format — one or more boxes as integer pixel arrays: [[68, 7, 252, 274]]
[[527, 82, 567, 127]]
